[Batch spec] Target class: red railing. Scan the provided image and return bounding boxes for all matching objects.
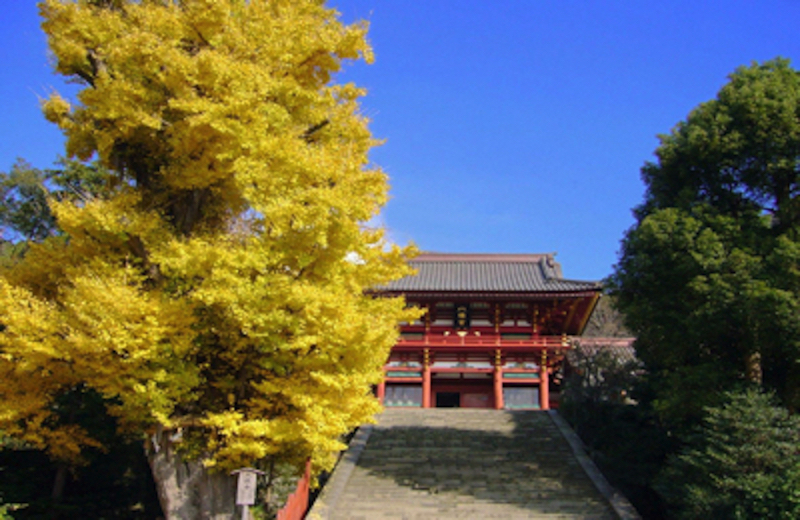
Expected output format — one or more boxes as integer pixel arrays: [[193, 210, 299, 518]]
[[276, 459, 311, 520], [395, 334, 569, 349]]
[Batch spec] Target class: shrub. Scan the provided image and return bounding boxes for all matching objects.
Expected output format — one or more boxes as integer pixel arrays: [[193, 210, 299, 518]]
[[657, 388, 800, 519]]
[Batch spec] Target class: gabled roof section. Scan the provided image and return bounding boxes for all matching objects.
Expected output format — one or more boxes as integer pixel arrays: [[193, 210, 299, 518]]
[[570, 338, 639, 365], [383, 253, 601, 293]]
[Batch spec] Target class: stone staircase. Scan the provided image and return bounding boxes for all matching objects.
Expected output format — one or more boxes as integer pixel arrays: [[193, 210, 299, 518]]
[[309, 409, 637, 520]]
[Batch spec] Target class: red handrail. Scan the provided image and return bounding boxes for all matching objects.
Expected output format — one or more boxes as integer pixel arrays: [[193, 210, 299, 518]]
[[276, 459, 311, 520], [395, 335, 569, 348]]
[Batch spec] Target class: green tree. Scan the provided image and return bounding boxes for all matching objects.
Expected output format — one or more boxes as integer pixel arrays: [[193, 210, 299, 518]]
[[0, 160, 56, 243], [0, 157, 109, 248], [610, 59, 800, 429], [1, 1, 416, 517], [561, 347, 670, 519], [657, 388, 800, 520], [0, 158, 148, 519]]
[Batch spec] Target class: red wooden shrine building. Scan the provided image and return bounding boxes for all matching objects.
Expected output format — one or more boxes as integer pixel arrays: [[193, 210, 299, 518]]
[[377, 253, 601, 410]]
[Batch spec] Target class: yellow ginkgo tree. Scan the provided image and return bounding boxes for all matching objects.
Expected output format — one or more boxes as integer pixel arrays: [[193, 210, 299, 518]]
[[0, 0, 415, 516]]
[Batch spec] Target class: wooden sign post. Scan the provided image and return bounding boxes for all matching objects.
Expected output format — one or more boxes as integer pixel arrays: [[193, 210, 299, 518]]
[[231, 468, 266, 520]]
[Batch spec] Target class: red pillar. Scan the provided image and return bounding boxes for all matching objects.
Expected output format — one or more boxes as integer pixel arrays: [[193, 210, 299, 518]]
[[422, 349, 431, 408], [539, 350, 549, 410], [377, 380, 386, 404], [493, 349, 504, 410]]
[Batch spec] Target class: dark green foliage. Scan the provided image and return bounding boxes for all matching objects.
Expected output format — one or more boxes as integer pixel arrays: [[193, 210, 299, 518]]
[[0, 442, 162, 519], [561, 348, 671, 519], [657, 388, 800, 520], [0, 388, 162, 519], [606, 58, 800, 519], [0, 160, 56, 243], [612, 204, 800, 428], [611, 58, 800, 422], [0, 158, 110, 244], [637, 58, 800, 232]]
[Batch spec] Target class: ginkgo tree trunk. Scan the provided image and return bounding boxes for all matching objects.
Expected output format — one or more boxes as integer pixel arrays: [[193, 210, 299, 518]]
[[0, 1, 416, 518]]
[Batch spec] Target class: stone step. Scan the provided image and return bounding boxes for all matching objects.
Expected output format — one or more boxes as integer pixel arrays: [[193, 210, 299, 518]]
[[309, 409, 639, 520]]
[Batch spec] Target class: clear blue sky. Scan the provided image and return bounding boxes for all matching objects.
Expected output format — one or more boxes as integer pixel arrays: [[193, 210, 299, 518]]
[[3, 1, 800, 281]]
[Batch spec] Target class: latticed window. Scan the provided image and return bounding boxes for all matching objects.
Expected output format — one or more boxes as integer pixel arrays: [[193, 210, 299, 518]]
[[503, 386, 540, 409], [384, 384, 423, 407], [470, 302, 492, 326], [502, 302, 531, 327], [432, 302, 454, 326]]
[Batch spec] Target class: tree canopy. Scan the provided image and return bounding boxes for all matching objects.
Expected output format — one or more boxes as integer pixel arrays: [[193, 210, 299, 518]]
[[0, 158, 108, 244], [611, 59, 800, 426], [657, 388, 800, 519], [638, 59, 800, 233], [1, 1, 415, 515]]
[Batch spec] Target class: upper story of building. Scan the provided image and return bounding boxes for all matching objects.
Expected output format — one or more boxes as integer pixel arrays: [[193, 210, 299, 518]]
[[380, 253, 602, 350]]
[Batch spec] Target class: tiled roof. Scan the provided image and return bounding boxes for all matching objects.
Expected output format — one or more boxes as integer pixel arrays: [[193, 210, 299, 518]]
[[383, 253, 601, 293], [570, 338, 638, 365]]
